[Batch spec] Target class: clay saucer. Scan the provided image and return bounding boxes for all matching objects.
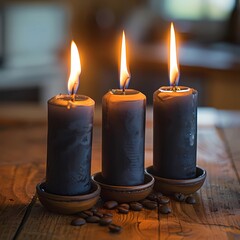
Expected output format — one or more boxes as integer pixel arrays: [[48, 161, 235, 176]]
[[92, 171, 154, 203], [146, 166, 206, 195], [36, 180, 100, 214]]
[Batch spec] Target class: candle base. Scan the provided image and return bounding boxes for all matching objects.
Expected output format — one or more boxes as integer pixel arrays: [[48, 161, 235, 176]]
[[92, 171, 154, 203], [36, 180, 100, 214], [146, 166, 206, 195]]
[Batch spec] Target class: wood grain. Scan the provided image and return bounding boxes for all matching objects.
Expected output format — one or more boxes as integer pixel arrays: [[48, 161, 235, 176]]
[[0, 163, 44, 240], [1, 106, 240, 239], [17, 202, 159, 240]]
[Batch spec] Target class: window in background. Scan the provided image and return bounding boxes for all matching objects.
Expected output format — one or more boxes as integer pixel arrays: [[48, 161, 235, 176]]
[[162, 0, 235, 20]]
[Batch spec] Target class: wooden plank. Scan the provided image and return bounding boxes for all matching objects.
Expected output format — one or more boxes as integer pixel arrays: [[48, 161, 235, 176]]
[[0, 163, 44, 240], [157, 126, 240, 239], [193, 127, 240, 237], [219, 127, 240, 183], [1, 106, 240, 239], [0, 124, 47, 166], [17, 201, 159, 240]]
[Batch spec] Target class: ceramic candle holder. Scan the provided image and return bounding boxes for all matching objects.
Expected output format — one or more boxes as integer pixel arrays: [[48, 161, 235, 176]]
[[146, 166, 206, 195], [92, 171, 154, 203], [36, 180, 100, 214]]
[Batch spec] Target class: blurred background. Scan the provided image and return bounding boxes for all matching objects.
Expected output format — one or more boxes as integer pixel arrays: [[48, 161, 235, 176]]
[[0, 0, 240, 108]]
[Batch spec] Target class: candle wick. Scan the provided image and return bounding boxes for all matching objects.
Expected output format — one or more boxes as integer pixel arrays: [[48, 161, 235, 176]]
[[71, 94, 76, 102], [171, 85, 180, 92]]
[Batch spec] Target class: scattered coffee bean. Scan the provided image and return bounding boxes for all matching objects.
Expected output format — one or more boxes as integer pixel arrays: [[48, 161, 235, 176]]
[[159, 205, 171, 214], [185, 196, 196, 204], [155, 192, 163, 198], [158, 196, 170, 205], [174, 193, 185, 202], [90, 207, 98, 213], [99, 217, 113, 226], [82, 210, 93, 217], [109, 223, 122, 233], [71, 217, 86, 226], [117, 207, 129, 214], [77, 212, 89, 219], [104, 201, 118, 209], [94, 211, 104, 218], [130, 202, 143, 211], [147, 193, 157, 201], [86, 216, 100, 223], [104, 213, 113, 217], [143, 200, 158, 210], [119, 203, 130, 210]]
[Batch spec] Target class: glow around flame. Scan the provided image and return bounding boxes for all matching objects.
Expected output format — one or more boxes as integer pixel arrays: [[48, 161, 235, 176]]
[[120, 31, 130, 90], [169, 23, 179, 86], [68, 41, 81, 95]]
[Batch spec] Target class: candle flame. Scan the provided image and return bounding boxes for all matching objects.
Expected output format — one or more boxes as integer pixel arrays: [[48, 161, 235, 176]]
[[68, 41, 81, 95], [120, 31, 130, 90], [169, 23, 179, 87]]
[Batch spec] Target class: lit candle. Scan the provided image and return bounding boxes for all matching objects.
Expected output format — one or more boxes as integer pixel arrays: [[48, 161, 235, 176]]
[[153, 23, 197, 179], [102, 31, 146, 186], [46, 41, 95, 195]]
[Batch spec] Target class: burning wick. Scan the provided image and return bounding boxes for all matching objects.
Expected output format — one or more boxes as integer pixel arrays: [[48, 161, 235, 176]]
[[120, 31, 130, 94], [68, 41, 81, 102], [169, 23, 179, 92]]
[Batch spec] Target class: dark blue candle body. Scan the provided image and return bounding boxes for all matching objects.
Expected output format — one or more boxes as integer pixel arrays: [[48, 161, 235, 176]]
[[153, 87, 197, 179], [102, 89, 146, 186], [46, 94, 94, 195]]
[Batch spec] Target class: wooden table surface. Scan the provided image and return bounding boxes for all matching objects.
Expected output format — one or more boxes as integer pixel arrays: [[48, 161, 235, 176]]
[[0, 104, 240, 240]]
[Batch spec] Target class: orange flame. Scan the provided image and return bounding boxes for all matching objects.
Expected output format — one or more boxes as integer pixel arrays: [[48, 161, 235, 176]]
[[68, 41, 81, 95], [120, 31, 130, 90], [169, 23, 179, 86]]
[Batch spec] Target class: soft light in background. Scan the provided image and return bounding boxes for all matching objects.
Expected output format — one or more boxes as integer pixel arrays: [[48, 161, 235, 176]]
[[0, 0, 239, 109]]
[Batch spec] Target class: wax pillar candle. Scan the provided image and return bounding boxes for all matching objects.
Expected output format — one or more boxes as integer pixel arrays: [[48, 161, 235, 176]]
[[45, 41, 95, 195], [102, 89, 146, 185], [153, 87, 197, 179], [101, 31, 146, 186], [153, 23, 197, 179], [46, 95, 94, 195]]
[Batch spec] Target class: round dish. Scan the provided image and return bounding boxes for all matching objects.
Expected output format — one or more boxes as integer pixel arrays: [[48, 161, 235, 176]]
[[146, 166, 206, 195], [36, 180, 100, 214], [92, 171, 154, 203]]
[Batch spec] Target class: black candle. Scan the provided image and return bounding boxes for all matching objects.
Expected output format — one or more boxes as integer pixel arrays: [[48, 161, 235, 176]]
[[101, 31, 146, 186], [153, 87, 197, 179], [153, 23, 197, 179], [102, 89, 146, 185], [45, 41, 95, 195]]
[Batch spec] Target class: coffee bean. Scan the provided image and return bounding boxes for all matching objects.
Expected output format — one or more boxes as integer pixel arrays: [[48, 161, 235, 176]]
[[185, 196, 196, 204], [117, 207, 129, 214], [155, 192, 163, 198], [119, 203, 130, 210], [147, 193, 157, 201], [109, 223, 122, 233], [99, 217, 113, 226], [104, 213, 113, 217], [94, 211, 104, 218], [71, 217, 86, 226], [82, 210, 93, 216], [77, 212, 89, 219], [159, 205, 171, 214], [86, 216, 100, 223], [90, 207, 98, 213], [174, 193, 185, 202], [143, 200, 158, 210], [104, 201, 118, 209], [158, 196, 170, 205], [130, 202, 143, 211]]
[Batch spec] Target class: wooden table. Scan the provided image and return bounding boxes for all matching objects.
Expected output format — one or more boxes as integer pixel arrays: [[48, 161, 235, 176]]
[[0, 104, 240, 240]]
